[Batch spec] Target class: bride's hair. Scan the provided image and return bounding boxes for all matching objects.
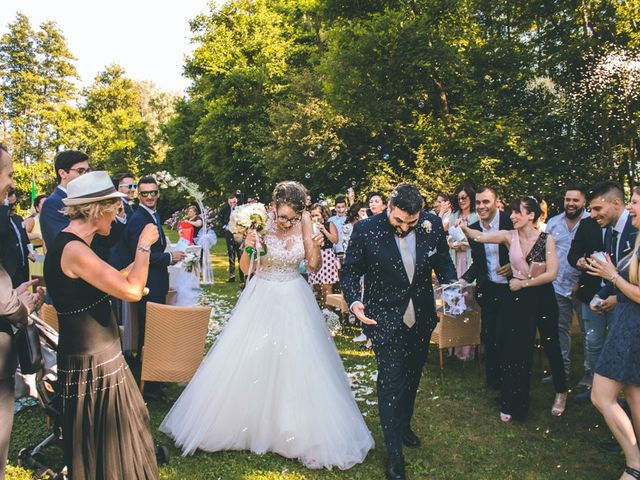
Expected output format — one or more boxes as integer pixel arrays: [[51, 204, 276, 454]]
[[272, 181, 308, 213]]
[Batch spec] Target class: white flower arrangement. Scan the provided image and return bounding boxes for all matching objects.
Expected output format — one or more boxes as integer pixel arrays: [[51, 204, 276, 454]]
[[154, 170, 205, 203], [228, 203, 269, 237], [439, 284, 469, 317], [421, 220, 432, 233], [180, 252, 200, 273]]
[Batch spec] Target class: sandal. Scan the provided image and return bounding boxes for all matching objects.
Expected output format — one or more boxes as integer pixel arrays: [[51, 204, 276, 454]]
[[499, 412, 512, 423], [551, 393, 567, 416], [625, 467, 640, 479]]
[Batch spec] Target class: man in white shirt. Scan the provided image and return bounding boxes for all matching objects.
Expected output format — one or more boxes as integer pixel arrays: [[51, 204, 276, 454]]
[[546, 185, 589, 380]]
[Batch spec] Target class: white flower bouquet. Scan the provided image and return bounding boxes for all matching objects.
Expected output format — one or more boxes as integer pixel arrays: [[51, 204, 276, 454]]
[[180, 252, 200, 273], [229, 203, 269, 257]]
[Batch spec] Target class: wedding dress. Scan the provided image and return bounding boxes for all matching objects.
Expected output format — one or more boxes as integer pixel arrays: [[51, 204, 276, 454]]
[[160, 217, 374, 469]]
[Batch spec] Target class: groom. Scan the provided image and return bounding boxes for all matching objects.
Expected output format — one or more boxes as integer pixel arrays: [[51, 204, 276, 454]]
[[341, 184, 456, 480]]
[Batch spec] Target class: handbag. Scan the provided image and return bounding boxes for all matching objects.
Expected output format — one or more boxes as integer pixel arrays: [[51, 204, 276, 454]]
[[14, 320, 43, 375]]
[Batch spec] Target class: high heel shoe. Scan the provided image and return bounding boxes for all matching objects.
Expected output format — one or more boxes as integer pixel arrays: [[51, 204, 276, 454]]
[[551, 392, 567, 416]]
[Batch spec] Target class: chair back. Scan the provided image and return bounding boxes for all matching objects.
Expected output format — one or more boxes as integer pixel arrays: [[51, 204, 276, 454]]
[[140, 302, 211, 386], [41, 303, 59, 332]]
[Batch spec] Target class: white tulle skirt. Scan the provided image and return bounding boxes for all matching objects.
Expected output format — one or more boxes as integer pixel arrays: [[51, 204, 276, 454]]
[[159, 271, 374, 470]]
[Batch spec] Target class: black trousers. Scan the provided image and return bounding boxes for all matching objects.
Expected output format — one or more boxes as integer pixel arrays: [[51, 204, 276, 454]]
[[478, 281, 510, 390], [499, 283, 566, 418], [224, 231, 244, 281], [373, 324, 432, 456]]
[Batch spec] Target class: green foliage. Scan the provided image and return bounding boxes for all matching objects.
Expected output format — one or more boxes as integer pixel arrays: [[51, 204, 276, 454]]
[[0, 13, 78, 164]]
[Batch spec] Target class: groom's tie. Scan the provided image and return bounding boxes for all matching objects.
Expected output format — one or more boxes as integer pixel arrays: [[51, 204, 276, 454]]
[[399, 236, 416, 328]]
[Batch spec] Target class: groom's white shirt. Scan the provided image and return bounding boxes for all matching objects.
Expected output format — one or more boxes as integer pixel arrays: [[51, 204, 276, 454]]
[[350, 229, 416, 312]]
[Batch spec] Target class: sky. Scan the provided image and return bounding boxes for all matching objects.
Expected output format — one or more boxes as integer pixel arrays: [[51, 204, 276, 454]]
[[4, 0, 217, 94]]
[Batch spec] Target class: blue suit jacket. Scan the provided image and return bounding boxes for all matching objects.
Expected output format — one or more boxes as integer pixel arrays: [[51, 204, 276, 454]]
[[40, 186, 68, 248], [341, 210, 457, 345], [112, 207, 171, 298], [598, 214, 637, 299]]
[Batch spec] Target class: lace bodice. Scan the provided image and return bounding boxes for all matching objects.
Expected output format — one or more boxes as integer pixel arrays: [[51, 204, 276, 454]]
[[255, 216, 306, 281]]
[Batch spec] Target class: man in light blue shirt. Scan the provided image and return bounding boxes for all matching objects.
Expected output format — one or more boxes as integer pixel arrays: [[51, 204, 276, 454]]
[[546, 185, 588, 378], [328, 195, 348, 257]]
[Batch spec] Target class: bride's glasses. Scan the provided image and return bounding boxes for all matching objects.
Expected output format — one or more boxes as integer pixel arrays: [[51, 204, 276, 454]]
[[277, 215, 302, 225]]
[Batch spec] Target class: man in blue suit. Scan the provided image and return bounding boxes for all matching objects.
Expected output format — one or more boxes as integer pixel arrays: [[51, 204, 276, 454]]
[[117, 176, 185, 355], [39, 150, 91, 248], [576, 181, 637, 397], [341, 184, 457, 480]]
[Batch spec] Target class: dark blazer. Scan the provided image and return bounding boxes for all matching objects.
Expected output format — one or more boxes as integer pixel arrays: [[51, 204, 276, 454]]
[[341, 211, 457, 345], [115, 207, 171, 298], [218, 204, 232, 229], [461, 211, 513, 294], [598, 214, 637, 299], [1, 214, 29, 280], [568, 217, 603, 303], [568, 215, 637, 302], [39, 186, 67, 248]]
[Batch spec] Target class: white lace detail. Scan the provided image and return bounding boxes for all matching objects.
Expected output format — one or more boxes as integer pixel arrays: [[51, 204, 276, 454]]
[[256, 216, 305, 282]]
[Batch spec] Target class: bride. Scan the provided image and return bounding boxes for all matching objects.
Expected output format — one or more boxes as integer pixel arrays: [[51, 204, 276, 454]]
[[160, 181, 374, 469]]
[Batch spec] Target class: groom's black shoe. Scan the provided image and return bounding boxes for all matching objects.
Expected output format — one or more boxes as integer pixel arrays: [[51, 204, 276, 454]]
[[402, 429, 421, 449], [385, 454, 406, 480]]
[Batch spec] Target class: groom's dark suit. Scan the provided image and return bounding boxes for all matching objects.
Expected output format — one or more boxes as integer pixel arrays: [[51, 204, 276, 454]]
[[341, 210, 456, 457]]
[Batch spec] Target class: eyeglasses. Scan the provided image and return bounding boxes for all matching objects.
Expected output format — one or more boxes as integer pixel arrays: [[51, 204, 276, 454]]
[[457, 195, 469, 201], [68, 167, 91, 175], [139, 190, 159, 198], [277, 215, 301, 225], [119, 183, 137, 190]]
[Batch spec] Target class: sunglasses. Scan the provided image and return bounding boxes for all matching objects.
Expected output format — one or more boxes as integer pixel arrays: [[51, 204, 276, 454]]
[[68, 167, 91, 175], [458, 195, 469, 201], [139, 190, 159, 198], [119, 183, 137, 190]]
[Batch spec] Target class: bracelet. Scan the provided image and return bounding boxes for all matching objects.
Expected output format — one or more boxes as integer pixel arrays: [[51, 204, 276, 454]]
[[137, 244, 151, 253], [611, 273, 620, 284]]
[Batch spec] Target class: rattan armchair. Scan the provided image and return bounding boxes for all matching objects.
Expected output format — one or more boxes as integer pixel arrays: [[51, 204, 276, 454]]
[[139, 302, 212, 393]]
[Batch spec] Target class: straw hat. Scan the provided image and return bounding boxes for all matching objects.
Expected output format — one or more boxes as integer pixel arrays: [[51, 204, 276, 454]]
[[63, 171, 127, 206]]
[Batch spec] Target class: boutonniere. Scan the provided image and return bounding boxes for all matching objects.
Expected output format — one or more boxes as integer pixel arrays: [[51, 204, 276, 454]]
[[421, 220, 432, 233]]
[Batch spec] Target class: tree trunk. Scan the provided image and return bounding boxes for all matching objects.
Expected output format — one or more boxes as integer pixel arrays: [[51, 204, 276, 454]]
[[432, 75, 452, 135]]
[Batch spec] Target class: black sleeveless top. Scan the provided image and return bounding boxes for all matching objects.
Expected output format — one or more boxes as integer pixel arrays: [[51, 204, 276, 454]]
[[44, 232, 119, 355]]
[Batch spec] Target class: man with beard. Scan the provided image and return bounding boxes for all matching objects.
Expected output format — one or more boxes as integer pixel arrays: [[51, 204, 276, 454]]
[[547, 185, 589, 381], [342, 184, 456, 480]]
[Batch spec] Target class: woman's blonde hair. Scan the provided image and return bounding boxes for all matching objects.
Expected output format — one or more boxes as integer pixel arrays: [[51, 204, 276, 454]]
[[64, 198, 121, 222]]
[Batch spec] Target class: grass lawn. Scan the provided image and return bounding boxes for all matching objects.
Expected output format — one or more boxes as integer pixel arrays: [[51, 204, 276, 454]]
[[7, 236, 621, 479]]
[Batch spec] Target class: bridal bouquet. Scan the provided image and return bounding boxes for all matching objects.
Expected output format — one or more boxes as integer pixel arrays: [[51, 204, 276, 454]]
[[229, 203, 269, 257]]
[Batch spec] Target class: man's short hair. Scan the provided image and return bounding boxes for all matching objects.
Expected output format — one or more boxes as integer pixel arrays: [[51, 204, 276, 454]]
[[138, 175, 158, 187], [564, 183, 586, 196], [54, 150, 89, 184], [389, 184, 424, 215], [112, 172, 136, 188], [227, 193, 237, 200], [475, 185, 498, 198], [334, 195, 347, 206], [588, 181, 624, 202]]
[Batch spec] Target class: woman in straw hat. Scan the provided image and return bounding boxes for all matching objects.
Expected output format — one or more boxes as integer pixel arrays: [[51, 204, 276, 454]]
[[44, 171, 160, 480]]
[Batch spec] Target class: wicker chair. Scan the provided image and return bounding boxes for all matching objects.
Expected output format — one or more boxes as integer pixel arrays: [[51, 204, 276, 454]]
[[430, 286, 482, 380], [40, 303, 59, 332], [139, 302, 212, 393]]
